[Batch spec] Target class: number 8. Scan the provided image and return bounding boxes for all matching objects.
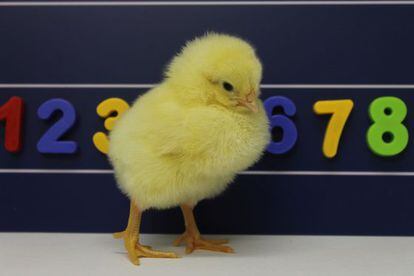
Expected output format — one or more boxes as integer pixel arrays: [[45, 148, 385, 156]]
[[264, 96, 298, 154], [366, 96, 409, 156]]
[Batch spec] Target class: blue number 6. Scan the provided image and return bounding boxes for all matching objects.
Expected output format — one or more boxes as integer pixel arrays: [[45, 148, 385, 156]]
[[37, 98, 78, 154], [264, 96, 298, 154]]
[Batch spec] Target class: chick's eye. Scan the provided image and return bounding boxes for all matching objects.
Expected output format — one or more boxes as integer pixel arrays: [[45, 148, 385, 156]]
[[222, 82, 234, 92]]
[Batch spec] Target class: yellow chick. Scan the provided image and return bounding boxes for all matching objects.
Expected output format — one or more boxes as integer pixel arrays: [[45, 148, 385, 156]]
[[109, 33, 270, 265]]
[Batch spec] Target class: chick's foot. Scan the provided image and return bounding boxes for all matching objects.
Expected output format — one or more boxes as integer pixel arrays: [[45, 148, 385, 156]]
[[124, 237, 178, 265], [113, 230, 152, 250], [173, 232, 234, 254]]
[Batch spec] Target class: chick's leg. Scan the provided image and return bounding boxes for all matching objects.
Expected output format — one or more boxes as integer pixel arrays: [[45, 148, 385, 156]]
[[114, 201, 178, 265], [174, 204, 234, 254]]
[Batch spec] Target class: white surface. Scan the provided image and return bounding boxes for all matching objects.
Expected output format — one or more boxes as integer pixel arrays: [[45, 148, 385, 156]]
[[1, 233, 414, 276]]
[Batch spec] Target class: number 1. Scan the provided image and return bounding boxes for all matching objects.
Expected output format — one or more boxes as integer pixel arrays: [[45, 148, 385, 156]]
[[0, 96, 24, 152], [314, 99, 354, 158]]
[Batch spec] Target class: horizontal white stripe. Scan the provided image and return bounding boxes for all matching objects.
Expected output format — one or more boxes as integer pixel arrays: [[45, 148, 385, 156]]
[[0, 169, 113, 174], [239, 171, 414, 176], [0, 169, 414, 176], [2, 84, 414, 89], [260, 84, 414, 89], [0, 84, 155, 89], [1, 1, 414, 6]]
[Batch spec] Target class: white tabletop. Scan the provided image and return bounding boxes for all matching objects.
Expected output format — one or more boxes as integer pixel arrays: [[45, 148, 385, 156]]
[[1, 233, 413, 276]]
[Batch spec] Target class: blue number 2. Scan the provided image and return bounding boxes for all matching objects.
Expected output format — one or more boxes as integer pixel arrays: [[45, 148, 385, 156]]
[[264, 96, 298, 154], [37, 99, 78, 154]]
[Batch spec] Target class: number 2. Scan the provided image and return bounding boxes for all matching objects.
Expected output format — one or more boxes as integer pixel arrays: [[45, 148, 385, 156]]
[[93, 98, 129, 154], [264, 96, 298, 154], [37, 98, 78, 154], [314, 99, 354, 158]]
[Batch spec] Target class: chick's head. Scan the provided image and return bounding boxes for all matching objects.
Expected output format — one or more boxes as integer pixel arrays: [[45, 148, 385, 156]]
[[165, 33, 263, 113]]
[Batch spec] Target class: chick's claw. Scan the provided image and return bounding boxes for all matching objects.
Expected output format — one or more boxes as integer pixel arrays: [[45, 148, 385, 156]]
[[174, 232, 233, 254], [174, 234, 228, 246], [113, 231, 125, 239], [113, 230, 152, 249], [126, 242, 179, 266], [136, 245, 179, 259]]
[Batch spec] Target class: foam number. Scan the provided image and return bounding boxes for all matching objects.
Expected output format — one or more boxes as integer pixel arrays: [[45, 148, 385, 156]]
[[314, 100, 354, 158], [0, 96, 24, 152], [264, 96, 297, 154], [93, 98, 129, 154], [366, 97, 409, 156], [37, 98, 78, 154]]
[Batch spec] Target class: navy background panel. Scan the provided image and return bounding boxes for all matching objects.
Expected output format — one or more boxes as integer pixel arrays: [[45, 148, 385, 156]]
[[1, 4, 414, 84], [2, 2, 414, 235]]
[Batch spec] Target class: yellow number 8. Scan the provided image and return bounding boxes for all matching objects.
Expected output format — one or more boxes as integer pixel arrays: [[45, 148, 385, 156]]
[[93, 98, 130, 154]]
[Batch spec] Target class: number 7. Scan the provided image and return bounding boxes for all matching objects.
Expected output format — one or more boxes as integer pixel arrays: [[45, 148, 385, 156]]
[[313, 100, 354, 158]]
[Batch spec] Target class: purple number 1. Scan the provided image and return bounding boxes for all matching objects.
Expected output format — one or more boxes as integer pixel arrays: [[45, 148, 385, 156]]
[[37, 98, 78, 154], [264, 96, 298, 154]]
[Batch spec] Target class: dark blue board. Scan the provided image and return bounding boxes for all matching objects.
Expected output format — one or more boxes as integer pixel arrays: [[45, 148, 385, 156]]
[[1, 1, 414, 235]]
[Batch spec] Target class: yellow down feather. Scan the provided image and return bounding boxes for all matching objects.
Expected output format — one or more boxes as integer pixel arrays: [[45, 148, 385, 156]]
[[108, 33, 270, 210]]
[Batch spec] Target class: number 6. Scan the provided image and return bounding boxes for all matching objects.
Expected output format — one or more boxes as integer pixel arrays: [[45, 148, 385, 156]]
[[264, 96, 298, 154]]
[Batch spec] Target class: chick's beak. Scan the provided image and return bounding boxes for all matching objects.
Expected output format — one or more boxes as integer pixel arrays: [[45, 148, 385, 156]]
[[238, 91, 258, 113]]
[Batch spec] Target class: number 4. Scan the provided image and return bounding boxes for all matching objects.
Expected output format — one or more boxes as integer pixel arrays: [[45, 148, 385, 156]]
[[314, 100, 354, 158]]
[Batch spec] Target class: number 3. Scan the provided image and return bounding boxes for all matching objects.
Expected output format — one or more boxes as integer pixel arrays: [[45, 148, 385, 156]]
[[264, 96, 298, 154], [93, 98, 129, 154]]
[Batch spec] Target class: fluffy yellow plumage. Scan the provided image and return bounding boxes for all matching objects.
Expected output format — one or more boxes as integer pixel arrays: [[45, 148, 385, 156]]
[[109, 33, 270, 265]]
